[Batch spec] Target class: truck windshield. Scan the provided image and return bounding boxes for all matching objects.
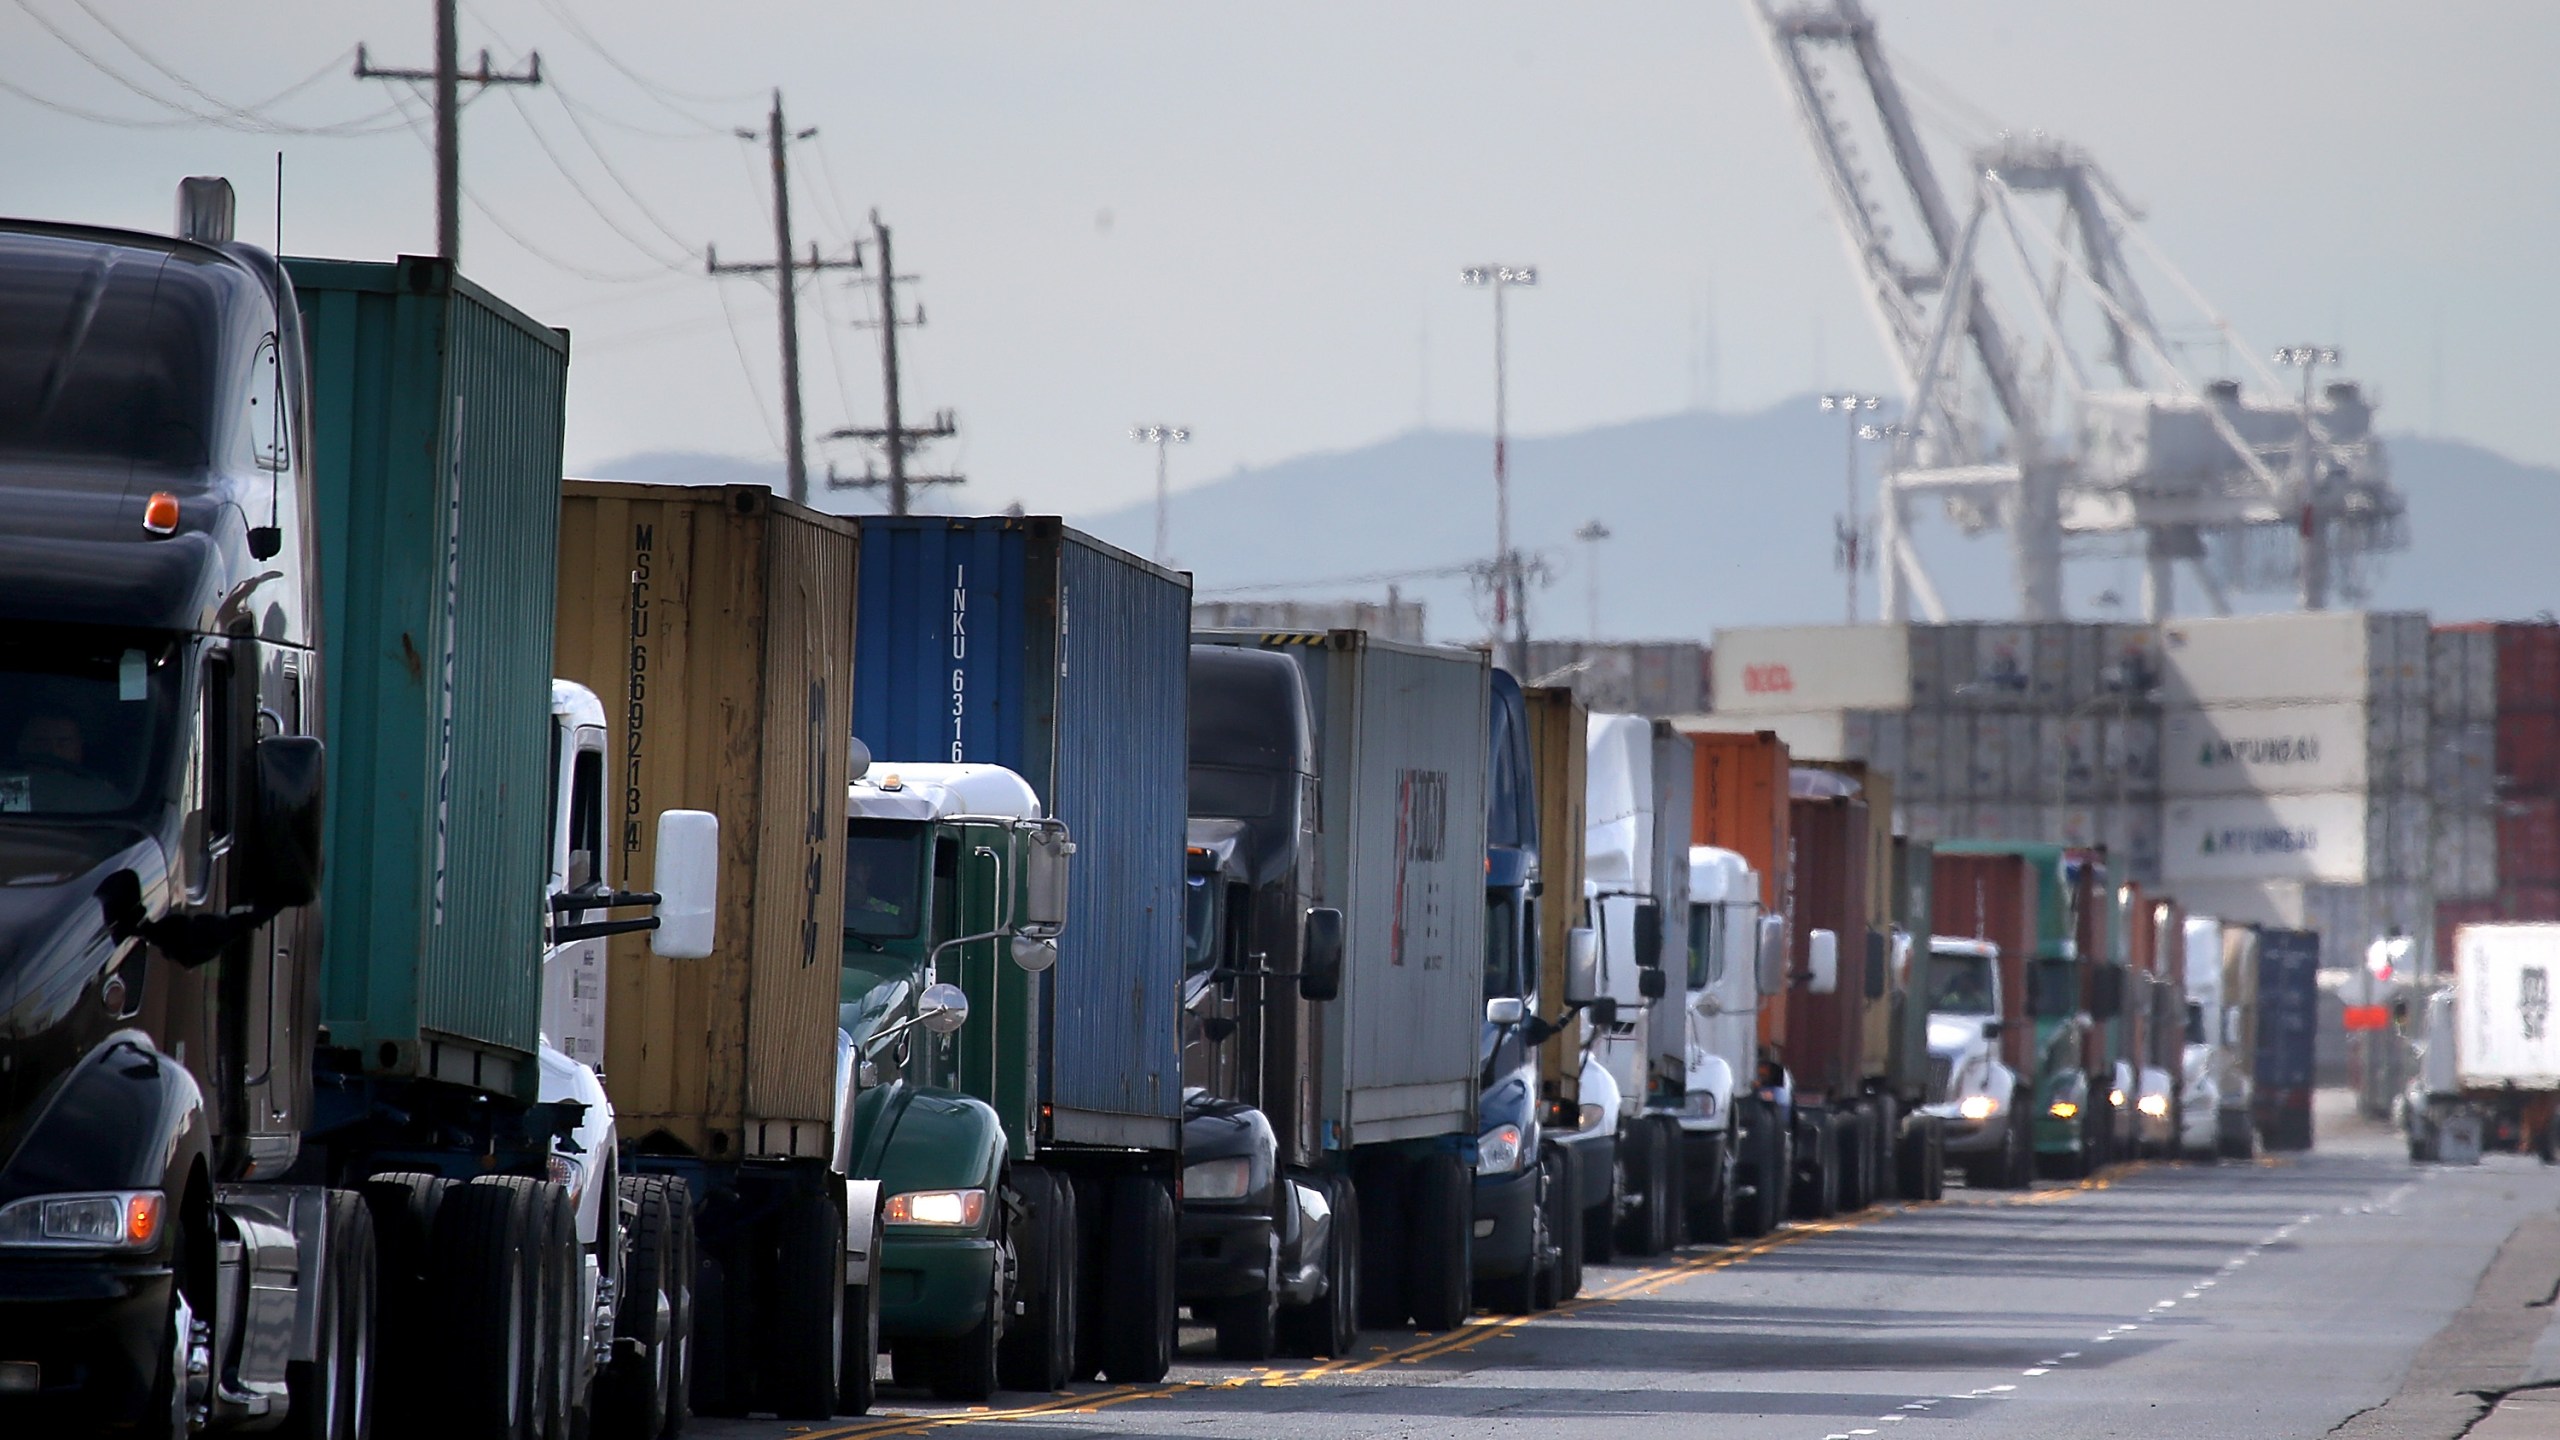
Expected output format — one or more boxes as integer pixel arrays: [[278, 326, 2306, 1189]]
[[2028, 957, 2082, 1019], [1689, 903, 1724, 991], [1927, 951, 1997, 1015], [2186, 998, 2207, 1044], [0, 240, 221, 470], [844, 819, 926, 941], [1183, 873, 1218, 973], [1483, 889, 1523, 1000], [0, 632, 178, 818], [1189, 763, 1279, 819]]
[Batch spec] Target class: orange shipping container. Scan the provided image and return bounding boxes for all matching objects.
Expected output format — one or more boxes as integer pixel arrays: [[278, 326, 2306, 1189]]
[[1525, 687, 1590, 1116], [555, 481, 860, 1160], [1690, 728, 1793, 1051]]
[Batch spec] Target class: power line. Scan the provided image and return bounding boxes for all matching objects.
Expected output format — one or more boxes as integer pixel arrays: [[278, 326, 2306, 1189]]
[[532, 0, 759, 112], [498, 84, 694, 269], [6, 2, 406, 135], [538, 80, 707, 254], [357, 0, 544, 261], [379, 82, 667, 284]]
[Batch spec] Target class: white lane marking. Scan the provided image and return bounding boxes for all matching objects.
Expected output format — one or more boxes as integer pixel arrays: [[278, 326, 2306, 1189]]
[[2023, 1368, 2050, 1376], [2060, 1351, 2081, 1360]]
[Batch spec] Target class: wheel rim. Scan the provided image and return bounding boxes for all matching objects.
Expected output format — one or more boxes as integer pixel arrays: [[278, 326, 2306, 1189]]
[[168, 1292, 193, 1440]]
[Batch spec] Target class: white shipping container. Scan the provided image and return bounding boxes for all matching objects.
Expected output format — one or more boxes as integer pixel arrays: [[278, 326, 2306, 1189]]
[[2108, 715, 2162, 793], [1970, 802, 2039, 844], [1958, 625, 2037, 706], [1906, 626, 1952, 708], [1902, 800, 1948, 842], [2167, 878, 2308, 929], [2157, 611, 2430, 708], [1861, 710, 1907, 780], [2433, 810, 2500, 899], [2161, 791, 2369, 884], [1710, 625, 1912, 715], [2453, 926, 2560, 1089], [2429, 629, 2498, 724], [2103, 804, 2165, 882], [2158, 702, 2430, 797], [2004, 713, 2042, 797], [2369, 794, 2432, 885]]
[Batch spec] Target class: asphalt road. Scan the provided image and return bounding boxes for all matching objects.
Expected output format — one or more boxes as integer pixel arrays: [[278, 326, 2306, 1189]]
[[702, 1094, 2560, 1440]]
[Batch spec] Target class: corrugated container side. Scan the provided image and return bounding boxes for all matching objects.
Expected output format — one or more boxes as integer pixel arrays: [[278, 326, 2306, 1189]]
[[294, 257, 566, 1082], [2158, 612, 2374, 707], [2003, 713, 2041, 797], [1525, 688, 1589, 1107], [2500, 796, 2560, 886], [1650, 724, 1697, 1094], [1688, 729, 1793, 1052], [2161, 703, 2375, 797], [1964, 625, 2035, 706], [2032, 623, 2074, 706], [1049, 533, 1189, 1126], [2499, 712, 2560, 793], [1902, 712, 1946, 800], [1786, 793, 1870, 1097], [2496, 625, 2560, 714], [1862, 710, 1906, 779], [1299, 636, 1487, 1140], [854, 518, 1188, 1147], [1928, 852, 2033, 1073], [2161, 793, 2368, 885], [1906, 627, 1947, 707], [554, 484, 858, 1154], [2254, 929, 2321, 1091], [2434, 810, 2500, 899], [1709, 624, 1911, 714]]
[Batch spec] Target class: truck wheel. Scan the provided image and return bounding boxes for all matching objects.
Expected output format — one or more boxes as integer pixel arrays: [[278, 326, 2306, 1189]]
[[360, 1171, 452, 1433], [765, 1187, 845, 1420], [658, 1179, 697, 1438], [1405, 1152, 1472, 1332], [1654, 1117, 1689, 1248], [925, 1305, 1001, 1401], [1482, 1159, 1543, 1318], [1793, 1115, 1839, 1220], [1840, 1111, 1874, 1212], [433, 1177, 545, 1440], [1280, 1173, 1361, 1358], [840, 1202, 885, 1416], [689, 1252, 744, 1418], [1581, 1152, 1619, 1267], [1213, 1232, 1283, 1358], [1925, 1121, 1947, 1201], [1544, 1146, 1582, 1302], [1692, 1128, 1738, 1245], [1614, 1119, 1663, 1256], [998, 1167, 1078, 1392], [1100, 1174, 1176, 1383], [1736, 1108, 1783, 1238], [1355, 1154, 1409, 1329], [285, 1188, 378, 1440], [1069, 1173, 1107, 1383], [600, 1177, 677, 1440]]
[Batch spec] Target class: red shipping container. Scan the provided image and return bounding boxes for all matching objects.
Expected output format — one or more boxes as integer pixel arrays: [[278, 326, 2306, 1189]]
[[2498, 712, 2560, 793], [2496, 623, 2560, 714], [1787, 792, 1874, 1101], [2504, 882, 2560, 921], [2497, 796, 2560, 885], [1928, 852, 2036, 1075]]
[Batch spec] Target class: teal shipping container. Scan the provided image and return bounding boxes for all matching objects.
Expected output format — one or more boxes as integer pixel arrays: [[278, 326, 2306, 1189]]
[[288, 255, 568, 1097]]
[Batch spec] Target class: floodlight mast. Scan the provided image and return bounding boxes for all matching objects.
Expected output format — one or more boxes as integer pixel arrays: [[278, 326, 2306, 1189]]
[[1463, 264, 1537, 674]]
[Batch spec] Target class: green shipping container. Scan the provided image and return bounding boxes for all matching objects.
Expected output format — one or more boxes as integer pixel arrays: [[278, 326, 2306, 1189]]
[[288, 255, 569, 1097]]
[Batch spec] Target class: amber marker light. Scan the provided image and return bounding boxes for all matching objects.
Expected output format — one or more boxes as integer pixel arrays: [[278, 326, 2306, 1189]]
[[142, 492, 181, 535]]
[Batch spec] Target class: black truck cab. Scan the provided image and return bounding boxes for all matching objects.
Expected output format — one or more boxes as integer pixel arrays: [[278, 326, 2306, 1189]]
[[0, 195, 329, 1432]]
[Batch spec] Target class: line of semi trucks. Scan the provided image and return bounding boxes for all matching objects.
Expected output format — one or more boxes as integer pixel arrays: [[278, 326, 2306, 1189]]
[[0, 191, 2332, 1439]]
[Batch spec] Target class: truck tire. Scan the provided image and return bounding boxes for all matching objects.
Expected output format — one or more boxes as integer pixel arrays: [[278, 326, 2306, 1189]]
[[1069, 1173, 1107, 1383], [1838, 1111, 1873, 1212], [432, 1177, 546, 1440], [1654, 1117, 1689, 1248], [690, 1251, 745, 1418], [360, 1171, 452, 1435], [1278, 1173, 1360, 1359], [1100, 1174, 1176, 1383], [1544, 1145, 1583, 1302], [1735, 1105, 1784, 1238], [1926, 1120, 1947, 1201], [1581, 1156, 1619, 1268], [840, 1206, 883, 1417], [1404, 1152, 1472, 1332], [924, 1297, 1001, 1401], [998, 1167, 1078, 1392], [659, 1179, 698, 1438], [1792, 1114, 1838, 1220], [1614, 1119, 1666, 1256], [1691, 1127, 1738, 1245], [285, 1188, 378, 1440], [765, 1187, 845, 1420], [1481, 1159, 1544, 1318], [1212, 1232, 1283, 1358], [1355, 1154, 1409, 1329], [529, 1180, 582, 1440], [600, 1177, 678, 1440]]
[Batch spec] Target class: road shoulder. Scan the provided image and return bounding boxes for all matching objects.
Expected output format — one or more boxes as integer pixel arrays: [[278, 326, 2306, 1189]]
[[2332, 1208, 2560, 1439]]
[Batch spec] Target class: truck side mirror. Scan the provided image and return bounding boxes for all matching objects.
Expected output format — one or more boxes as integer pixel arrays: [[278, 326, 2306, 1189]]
[[247, 735, 325, 910], [2089, 964, 2124, 1021], [1019, 825, 1073, 937], [1585, 996, 1620, 1028], [1299, 906, 1344, 1002], [1564, 926, 1599, 1005], [1806, 929, 1839, 996], [2223, 1004, 2243, 1047], [918, 982, 970, 1035], [1981, 1018, 2005, 1038], [1865, 931, 1888, 1000], [1755, 915, 1788, 999], [1009, 935, 1057, 973], [1638, 967, 1668, 1001], [1486, 996, 1525, 1026], [1634, 900, 1664, 971], [648, 809, 719, 959]]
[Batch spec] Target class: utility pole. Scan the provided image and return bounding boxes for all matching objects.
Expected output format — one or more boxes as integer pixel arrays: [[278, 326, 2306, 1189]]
[[1463, 264, 1537, 676], [708, 92, 860, 506], [356, 0, 542, 262], [1575, 519, 1610, 640], [1132, 425, 1191, 564], [1820, 393, 1882, 624], [826, 211, 962, 515]]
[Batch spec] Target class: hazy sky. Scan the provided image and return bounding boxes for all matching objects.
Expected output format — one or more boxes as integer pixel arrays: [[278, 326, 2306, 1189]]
[[6, 2, 2554, 517]]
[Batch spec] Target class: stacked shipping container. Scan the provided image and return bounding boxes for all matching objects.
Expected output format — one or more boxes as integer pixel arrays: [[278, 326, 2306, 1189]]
[[2432, 623, 2560, 962]]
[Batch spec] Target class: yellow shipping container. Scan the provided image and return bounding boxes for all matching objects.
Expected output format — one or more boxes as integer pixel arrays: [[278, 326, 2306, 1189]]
[[555, 481, 859, 1160], [1525, 686, 1589, 1114]]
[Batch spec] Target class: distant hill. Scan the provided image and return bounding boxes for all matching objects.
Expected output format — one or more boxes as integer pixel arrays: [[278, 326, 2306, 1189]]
[[592, 403, 2559, 641]]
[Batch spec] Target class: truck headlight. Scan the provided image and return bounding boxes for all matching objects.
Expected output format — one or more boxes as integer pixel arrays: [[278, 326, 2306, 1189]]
[[1183, 1157, 1255, 1201], [1476, 1123, 1527, 1175], [2049, 1100, 2080, 1120], [884, 1189, 987, 1228], [1682, 1090, 1719, 1120], [2138, 1093, 2170, 1118], [0, 1190, 164, 1251], [1958, 1095, 1998, 1122], [2109, 1087, 2127, 1108], [1577, 1102, 1606, 1132]]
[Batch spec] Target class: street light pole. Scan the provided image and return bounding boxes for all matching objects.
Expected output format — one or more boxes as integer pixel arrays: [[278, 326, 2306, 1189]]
[[1465, 265, 1537, 673], [1131, 424, 1190, 566], [1575, 519, 1611, 640], [1821, 393, 1882, 624]]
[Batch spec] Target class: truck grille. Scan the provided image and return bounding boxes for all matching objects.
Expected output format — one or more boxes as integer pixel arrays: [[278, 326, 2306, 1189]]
[[1927, 1055, 1956, 1103]]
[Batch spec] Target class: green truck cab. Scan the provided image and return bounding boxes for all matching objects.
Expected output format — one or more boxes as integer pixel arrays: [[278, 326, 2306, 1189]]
[[838, 762, 1072, 1398], [1937, 842, 2116, 1177]]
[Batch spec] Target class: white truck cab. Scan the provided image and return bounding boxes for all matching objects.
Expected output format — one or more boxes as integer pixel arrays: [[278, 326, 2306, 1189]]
[[1919, 936, 2027, 1187]]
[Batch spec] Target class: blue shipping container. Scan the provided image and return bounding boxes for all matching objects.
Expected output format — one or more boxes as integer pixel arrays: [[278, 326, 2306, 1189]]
[[853, 517, 1189, 1152]]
